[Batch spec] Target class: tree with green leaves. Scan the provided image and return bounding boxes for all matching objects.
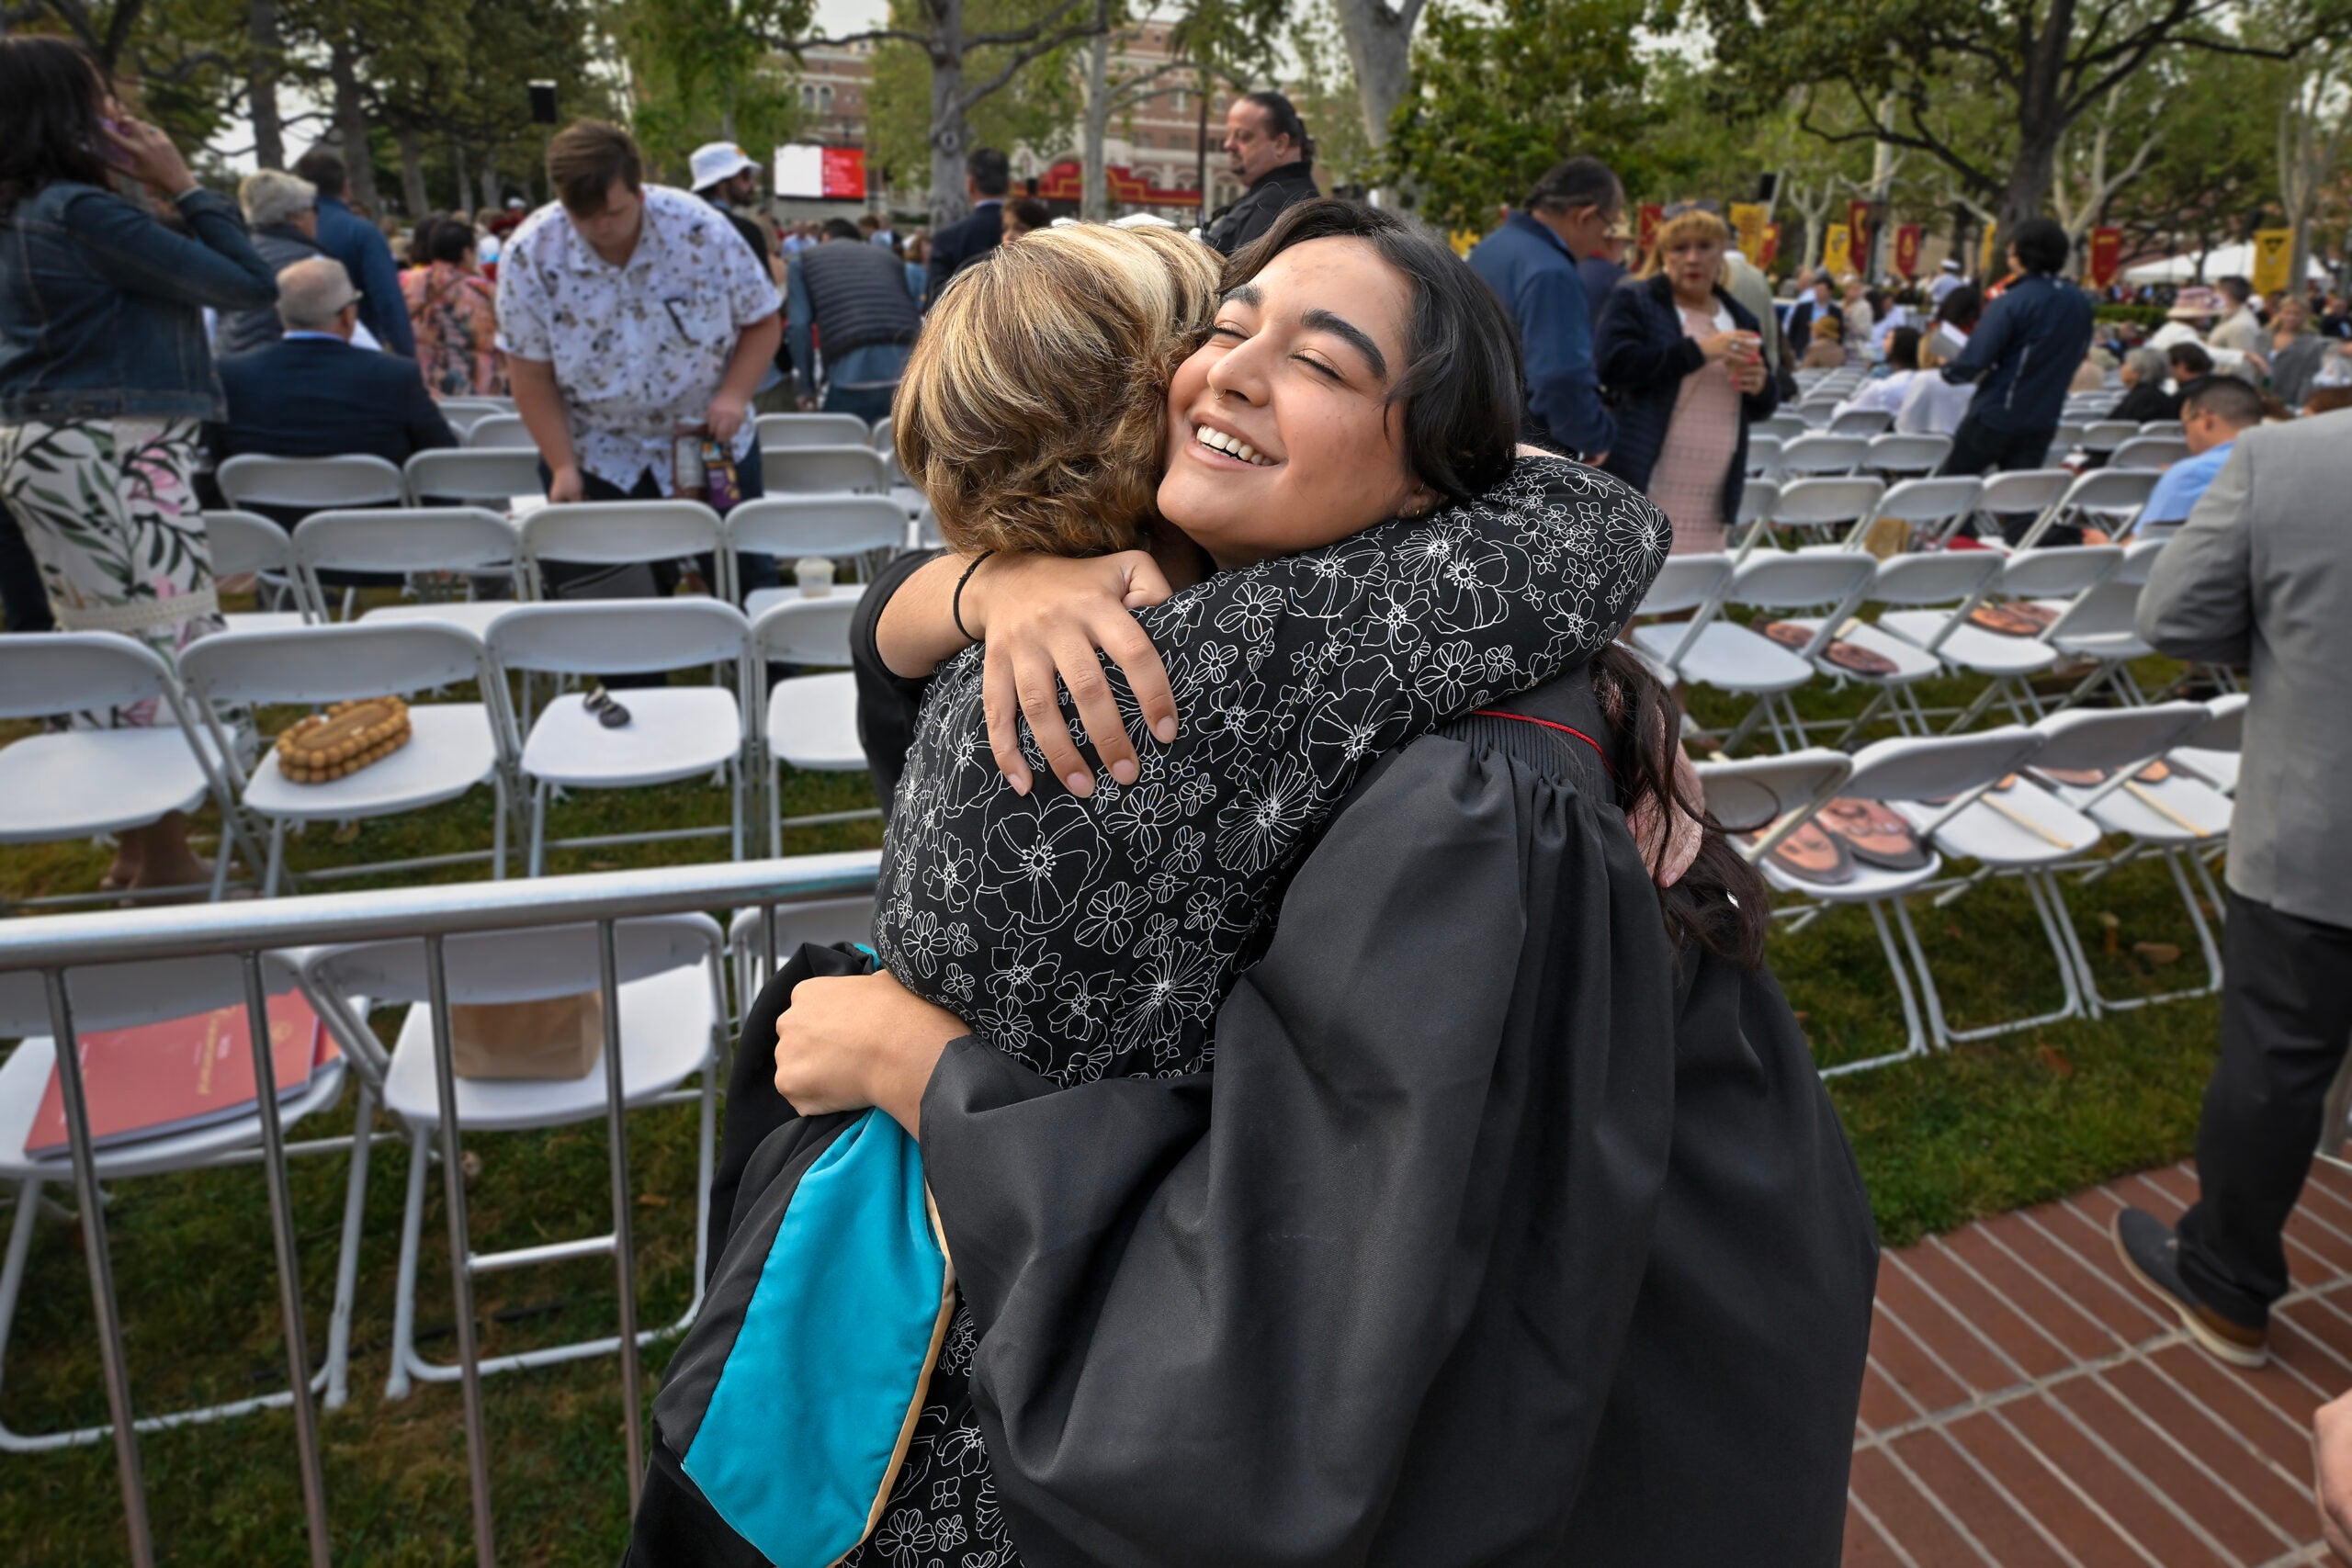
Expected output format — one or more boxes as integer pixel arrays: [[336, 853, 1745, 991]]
[[616, 0, 809, 182], [1383, 0, 1648, 234], [1690, 0, 2341, 237]]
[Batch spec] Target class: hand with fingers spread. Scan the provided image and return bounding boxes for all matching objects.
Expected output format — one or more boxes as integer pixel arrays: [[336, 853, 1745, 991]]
[[955, 549, 1180, 797]]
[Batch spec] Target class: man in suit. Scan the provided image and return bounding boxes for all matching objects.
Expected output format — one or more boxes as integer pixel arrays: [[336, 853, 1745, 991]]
[[2113, 407, 2352, 1371], [210, 257, 457, 478], [925, 147, 1009, 308], [290, 147, 416, 358]]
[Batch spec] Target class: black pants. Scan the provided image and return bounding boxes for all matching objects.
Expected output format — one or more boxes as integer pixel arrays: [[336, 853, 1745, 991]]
[[0, 496, 53, 633], [1939, 415, 2071, 545], [2176, 891, 2352, 1328]]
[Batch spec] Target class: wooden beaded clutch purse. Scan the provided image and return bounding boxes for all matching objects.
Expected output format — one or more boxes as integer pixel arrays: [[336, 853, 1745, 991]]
[[275, 697, 412, 784]]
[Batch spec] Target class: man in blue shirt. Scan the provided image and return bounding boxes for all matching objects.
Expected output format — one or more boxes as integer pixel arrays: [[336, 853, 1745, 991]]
[[1467, 157, 1622, 461], [290, 148, 416, 358], [2127, 376, 2263, 538]]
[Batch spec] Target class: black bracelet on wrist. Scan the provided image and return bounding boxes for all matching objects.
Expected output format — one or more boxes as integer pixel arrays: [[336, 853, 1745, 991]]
[[953, 551, 994, 644]]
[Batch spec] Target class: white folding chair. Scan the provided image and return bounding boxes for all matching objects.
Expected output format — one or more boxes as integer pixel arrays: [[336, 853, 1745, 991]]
[[460, 413, 537, 449], [2109, 434, 2188, 472], [295, 508, 522, 637], [1758, 412, 1809, 441], [0, 633, 258, 908], [0, 952, 375, 1445], [434, 398, 505, 436], [1766, 726, 2048, 1074], [1804, 548, 2005, 744], [1625, 552, 1734, 685], [1741, 475, 1883, 556], [2139, 419, 2185, 437], [867, 415, 895, 453], [2077, 420, 2140, 459], [519, 501, 723, 602], [755, 412, 871, 452], [204, 509, 311, 632], [1828, 407, 1894, 436], [489, 600, 752, 874], [405, 447, 547, 510], [1745, 434, 1784, 480], [1698, 747, 1851, 863], [753, 598, 867, 854], [1732, 479, 1779, 550], [2170, 693, 2246, 796], [1780, 434, 1869, 478], [177, 623, 514, 896], [1864, 432, 1952, 481], [1883, 545, 2123, 730], [1874, 733, 2104, 1048], [296, 916, 726, 1399], [1847, 475, 1981, 553], [2012, 467, 2157, 550], [216, 454, 405, 515], [2025, 704, 2229, 1013], [2034, 536, 2165, 709], [1968, 468, 2075, 547], [761, 445, 889, 496], [1654, 551, 1878, 752], [724, 496, 904, 617]]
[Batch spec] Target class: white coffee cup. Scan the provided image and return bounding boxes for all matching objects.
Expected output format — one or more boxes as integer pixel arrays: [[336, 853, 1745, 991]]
[[797, 557, 835, 597]]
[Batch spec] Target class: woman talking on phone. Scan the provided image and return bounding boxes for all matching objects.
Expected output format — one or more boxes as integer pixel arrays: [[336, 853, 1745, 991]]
[[1594, 206, 1777, 555], [0, 36, 277, 892]]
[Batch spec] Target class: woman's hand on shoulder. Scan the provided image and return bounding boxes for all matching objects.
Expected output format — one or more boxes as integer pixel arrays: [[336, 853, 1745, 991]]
[[774, 969, 967, 1139], [965, 550, 1180, 798]]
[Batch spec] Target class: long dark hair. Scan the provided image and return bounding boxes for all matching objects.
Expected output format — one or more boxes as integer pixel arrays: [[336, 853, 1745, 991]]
[[0, 37, 116, 215], [1227, 198, 1522, 505], [1592, 643, 1771, 969]]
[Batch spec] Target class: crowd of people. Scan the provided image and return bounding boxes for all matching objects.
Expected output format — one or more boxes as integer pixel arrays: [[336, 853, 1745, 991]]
[[8, 26, 2352, 1562]]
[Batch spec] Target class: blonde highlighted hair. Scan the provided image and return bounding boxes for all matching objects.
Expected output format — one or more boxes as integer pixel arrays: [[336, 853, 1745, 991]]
[[1636, 208, 1732, 287], [894, 221, 1221, 556]]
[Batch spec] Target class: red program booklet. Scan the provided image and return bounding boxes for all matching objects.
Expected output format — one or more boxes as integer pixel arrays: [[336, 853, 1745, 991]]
[[26, 992, 332, 1159]]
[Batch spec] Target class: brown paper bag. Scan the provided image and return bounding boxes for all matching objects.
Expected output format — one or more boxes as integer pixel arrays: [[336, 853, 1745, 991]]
[[448, 992, 605, 1080]]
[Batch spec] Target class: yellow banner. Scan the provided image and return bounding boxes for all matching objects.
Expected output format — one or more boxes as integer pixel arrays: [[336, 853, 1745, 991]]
[[1980, 224, 1999, 278], [1729, 202, 1769, 263], [2251, 228, 2293, 295], [1822, 222, 1852, 276]]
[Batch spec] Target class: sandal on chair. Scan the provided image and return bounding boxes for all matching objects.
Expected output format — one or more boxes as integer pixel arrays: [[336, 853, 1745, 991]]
[[1815, 797, 1929, 871]]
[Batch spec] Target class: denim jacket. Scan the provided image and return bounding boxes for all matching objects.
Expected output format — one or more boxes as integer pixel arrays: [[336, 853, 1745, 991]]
[[1, 182, 278, 423]]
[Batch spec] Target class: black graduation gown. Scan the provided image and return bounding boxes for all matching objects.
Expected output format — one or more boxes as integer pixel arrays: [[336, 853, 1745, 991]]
[[638, 680, 1876, 1567]]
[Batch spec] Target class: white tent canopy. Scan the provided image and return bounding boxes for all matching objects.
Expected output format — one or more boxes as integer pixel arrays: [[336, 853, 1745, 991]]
[[2123, 241, 2330, 285]]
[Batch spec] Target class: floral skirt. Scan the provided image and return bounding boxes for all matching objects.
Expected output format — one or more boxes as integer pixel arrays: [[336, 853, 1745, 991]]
[[0, 417, 226, 728], [838, 1299, 1023, 1568]]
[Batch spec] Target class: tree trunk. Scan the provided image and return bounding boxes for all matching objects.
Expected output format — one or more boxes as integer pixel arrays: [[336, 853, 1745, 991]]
[[1080, 20, 1111, 220], [330, 42, 381, 213], [1194, 73, 1209, 212], [1333, 0, 1424, 152], [927, 2, 971, 231], [452, 139, 470, 216], [246, 0, 284, 171], [481, 155, 500, 212], [397, 129, 428, 220], [1995, 130, 2062, 242]]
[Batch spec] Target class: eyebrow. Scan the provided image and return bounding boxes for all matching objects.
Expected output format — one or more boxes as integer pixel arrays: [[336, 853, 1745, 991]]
[[1221, 283, 1262, 309], [1302, 308, 1388, 381]]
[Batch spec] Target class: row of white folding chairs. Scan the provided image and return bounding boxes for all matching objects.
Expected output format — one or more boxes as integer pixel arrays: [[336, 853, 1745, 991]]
[[460, 412, 874, 456], [203, 495, 910, 633], [0, 604, 870, 901], [1697, 698, 2237, 1076], [1634, 528, 2163, 753], [1748, 430, 1951, 484], [0, 853, 907, 1435], [215, 446, 917, 524]]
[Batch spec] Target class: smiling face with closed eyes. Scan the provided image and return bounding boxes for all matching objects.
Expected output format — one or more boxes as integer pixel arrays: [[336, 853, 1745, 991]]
[[1156, 236, 1435, 572]]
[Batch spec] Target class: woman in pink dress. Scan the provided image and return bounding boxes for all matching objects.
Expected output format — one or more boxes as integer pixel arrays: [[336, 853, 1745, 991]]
[[1595, 208, 1777, 554], [401, 218, 506, 398]]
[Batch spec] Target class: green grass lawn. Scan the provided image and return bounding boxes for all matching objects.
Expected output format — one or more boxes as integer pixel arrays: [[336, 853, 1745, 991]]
[[0, 647, 2234, 1564]]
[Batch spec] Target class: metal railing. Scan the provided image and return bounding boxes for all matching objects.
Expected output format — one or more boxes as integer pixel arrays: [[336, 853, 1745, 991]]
[[0, 852, 882, 1567]]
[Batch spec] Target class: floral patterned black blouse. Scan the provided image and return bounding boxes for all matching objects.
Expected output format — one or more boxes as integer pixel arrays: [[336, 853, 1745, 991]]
[[845, 454, 1670, 1568]]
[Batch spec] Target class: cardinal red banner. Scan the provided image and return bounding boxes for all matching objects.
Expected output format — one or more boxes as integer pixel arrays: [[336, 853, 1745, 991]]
[[1847, 199, 1873, 275], [1759, 222, 1781, 270], [1893, 224, 1922, 279], [2087, 227, 2123, 289], [1637, 204, 1662, 253]]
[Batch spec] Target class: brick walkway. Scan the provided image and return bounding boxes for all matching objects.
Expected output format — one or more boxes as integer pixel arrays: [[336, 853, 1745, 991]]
[[1848, 1159, 2352, 1566]]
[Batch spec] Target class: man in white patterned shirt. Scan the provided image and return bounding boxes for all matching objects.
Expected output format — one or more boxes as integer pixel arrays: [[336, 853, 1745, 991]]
[[497, 121, 783, 530]]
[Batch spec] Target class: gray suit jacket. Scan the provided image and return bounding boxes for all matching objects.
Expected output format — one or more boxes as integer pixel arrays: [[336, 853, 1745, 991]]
[[2137, 409, 2352, 928]]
